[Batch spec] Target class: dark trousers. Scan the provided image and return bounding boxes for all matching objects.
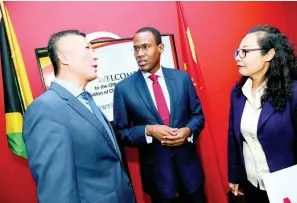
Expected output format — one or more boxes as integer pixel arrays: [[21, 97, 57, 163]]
[[243, 180, 269, 203], [150, 176, 205, 203], [150, 188, 205, 203]]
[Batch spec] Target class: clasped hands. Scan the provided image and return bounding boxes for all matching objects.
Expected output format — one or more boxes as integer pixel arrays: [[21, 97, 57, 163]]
[[146, 125, 191, 147]]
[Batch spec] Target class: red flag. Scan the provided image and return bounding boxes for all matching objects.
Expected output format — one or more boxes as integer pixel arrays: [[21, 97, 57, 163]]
[[176, 1, 205, 94], [176, 2, 228, 203]]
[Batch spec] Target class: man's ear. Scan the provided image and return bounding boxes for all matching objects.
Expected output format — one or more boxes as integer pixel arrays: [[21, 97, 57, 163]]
[[158, 43, 164, 54], [265, 48, 275, 62], [57, 51, 68, 65]]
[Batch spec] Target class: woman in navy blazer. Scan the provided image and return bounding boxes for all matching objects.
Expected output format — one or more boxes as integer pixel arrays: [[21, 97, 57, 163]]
[[228, 25, 297, 203]]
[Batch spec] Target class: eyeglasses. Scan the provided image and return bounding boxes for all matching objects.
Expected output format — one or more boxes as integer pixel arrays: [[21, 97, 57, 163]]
[[133, 43, 158, 54], [233, 48, 263, 59]]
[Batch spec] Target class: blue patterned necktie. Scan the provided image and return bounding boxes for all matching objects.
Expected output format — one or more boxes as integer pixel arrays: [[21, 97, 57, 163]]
[[80, 91, 119, 156]]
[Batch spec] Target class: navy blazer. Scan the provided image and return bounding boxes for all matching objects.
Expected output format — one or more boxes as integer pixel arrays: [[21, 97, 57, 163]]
[[113, 67, 205, 198], [228, 81, 297, 184], [23, 83, 135, 203]]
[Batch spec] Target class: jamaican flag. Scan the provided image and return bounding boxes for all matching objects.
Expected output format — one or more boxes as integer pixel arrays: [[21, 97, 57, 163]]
[[0, 2, 33, 158]]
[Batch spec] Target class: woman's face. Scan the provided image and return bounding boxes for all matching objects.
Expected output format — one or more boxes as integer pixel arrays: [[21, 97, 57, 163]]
[[235, 32, 273, 78]]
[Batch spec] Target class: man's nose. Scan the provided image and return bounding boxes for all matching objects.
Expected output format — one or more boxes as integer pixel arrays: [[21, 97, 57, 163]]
[[92, 50, 98, 61], [136, 48, 145, 57]]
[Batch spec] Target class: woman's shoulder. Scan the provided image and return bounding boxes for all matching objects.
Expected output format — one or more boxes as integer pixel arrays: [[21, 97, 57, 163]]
[[230, 83, 242, 99]]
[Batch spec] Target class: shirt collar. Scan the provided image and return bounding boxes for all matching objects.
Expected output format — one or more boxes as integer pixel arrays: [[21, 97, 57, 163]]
[[242, 78, 267, 108], [54, 79, 84, 97], [141, 67, 164, 80], [242, 78, 267, 94]]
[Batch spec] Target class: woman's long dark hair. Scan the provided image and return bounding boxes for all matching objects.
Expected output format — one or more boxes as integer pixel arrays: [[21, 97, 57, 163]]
[[236, 25, 297, 111]]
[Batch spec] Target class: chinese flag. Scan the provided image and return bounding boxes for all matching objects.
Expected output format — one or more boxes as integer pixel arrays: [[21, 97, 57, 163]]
[[176, 2, 228, 203]]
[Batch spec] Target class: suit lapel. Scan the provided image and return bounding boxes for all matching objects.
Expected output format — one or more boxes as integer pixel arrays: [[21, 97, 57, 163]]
[[67, 97, 119, 156], [233, 93, 246, 140], [233, 91, 275, 138], [50, 83, 119, 157], [258, 100, 275, 131], [101, 113, 122, 158], [162, 68, 176, 127], [135, 70, 164, 124]]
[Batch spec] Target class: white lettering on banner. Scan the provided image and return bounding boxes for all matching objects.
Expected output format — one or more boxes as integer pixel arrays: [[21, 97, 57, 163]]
[[97, 72, 135, 83]]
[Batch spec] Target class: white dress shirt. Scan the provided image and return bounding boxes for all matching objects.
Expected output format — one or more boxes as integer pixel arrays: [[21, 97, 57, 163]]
[[241, 78, 270, 190], [142, 68, 193, 143]]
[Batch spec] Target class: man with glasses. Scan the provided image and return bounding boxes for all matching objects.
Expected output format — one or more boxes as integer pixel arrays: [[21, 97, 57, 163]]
[[113, 27, 206, 203]]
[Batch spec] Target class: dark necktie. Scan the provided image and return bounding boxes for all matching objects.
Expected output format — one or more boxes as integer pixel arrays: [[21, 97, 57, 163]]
[[81, 91, 120, 156], [148, 75, 170, 126]]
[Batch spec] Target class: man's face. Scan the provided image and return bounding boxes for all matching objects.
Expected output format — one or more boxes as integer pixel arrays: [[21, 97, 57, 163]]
[[133, 31, 164, 73], [57, 34, 98, 82]]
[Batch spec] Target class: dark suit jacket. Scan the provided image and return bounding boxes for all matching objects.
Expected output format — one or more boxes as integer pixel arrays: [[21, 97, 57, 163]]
[[113, 67, 205, 198], [23, 82, 135, 203], [228, 81, 297, 184]]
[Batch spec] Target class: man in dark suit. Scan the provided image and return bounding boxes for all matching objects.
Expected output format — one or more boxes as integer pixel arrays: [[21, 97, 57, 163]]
[[23, 30, 135, 203], [113, 27, 205, 203]]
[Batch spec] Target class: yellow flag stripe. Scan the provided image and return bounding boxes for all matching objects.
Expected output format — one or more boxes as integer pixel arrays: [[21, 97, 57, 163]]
[[186, 27, 197, 64], [184, 63, 187, 71], [0, 2, 33, 109], [5, 112, 23, 134]]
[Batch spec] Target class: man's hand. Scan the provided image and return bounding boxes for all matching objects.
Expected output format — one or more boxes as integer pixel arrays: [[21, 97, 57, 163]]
[[146, 125, 178, 142], [162, 127, 191, 147]]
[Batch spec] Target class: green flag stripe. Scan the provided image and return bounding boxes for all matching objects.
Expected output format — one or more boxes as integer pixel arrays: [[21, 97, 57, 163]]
[[1, 14, 27, 159], [7, 132, 27, 159]]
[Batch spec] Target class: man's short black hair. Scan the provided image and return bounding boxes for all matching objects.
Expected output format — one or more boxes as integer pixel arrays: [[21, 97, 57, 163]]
[[47, 30, 86, 76], [135, 27, 162, 45]]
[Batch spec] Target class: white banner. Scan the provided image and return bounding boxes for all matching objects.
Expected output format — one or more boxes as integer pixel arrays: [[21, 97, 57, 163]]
[[36, 35, 177, 121], [263, 165, 297, 203], [85, 35, 177, 121]]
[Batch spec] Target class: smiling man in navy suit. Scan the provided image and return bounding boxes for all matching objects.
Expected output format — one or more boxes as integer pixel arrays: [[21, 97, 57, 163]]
[[23, 30, 135, 203], [113, 27, 206, 203]]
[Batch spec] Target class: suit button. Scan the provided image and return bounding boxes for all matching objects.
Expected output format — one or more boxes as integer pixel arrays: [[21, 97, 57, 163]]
[[128, 182, 132, 187]]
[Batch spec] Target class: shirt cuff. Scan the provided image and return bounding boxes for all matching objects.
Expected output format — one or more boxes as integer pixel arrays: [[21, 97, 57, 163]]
[[187, 134, 193, 143], [145, 125, 153, 144]]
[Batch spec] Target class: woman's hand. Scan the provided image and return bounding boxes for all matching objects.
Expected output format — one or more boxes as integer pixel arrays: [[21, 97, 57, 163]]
[[229, 183, 244, 196]]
